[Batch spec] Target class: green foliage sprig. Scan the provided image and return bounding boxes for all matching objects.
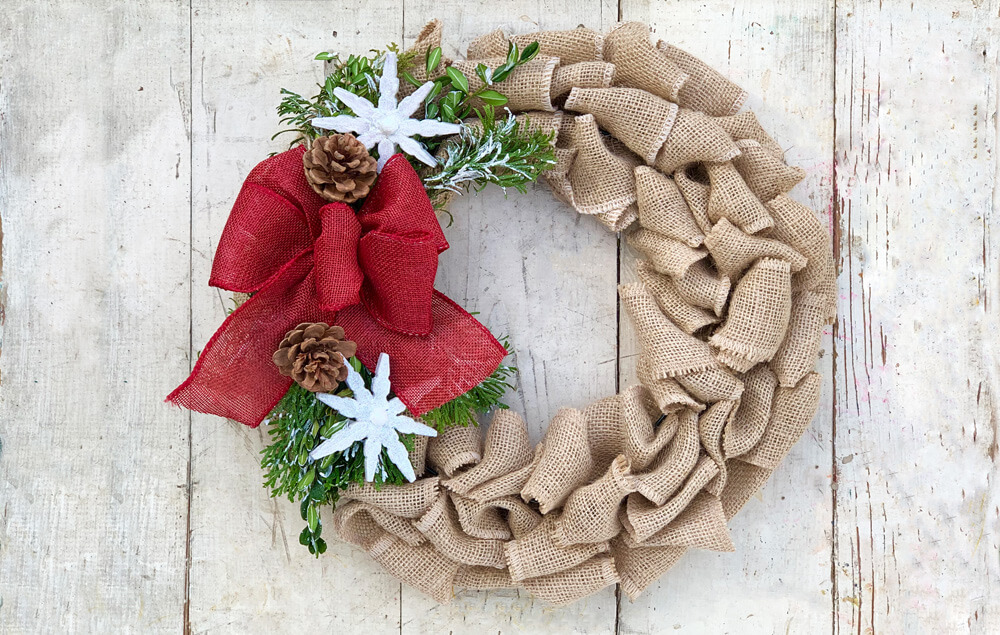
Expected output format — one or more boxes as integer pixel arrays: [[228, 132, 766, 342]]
[[274, 40, 540, 150], [423, 105, 557, 195], [406, 40, 540, 122], [260, 357, 412, 555], [260, 343, 516, 555], [275, 46, 415, 148]]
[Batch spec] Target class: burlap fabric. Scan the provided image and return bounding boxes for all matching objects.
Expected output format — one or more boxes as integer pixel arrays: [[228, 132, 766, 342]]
[[398, 19, 450, 99], [324, 20, 835, 607]]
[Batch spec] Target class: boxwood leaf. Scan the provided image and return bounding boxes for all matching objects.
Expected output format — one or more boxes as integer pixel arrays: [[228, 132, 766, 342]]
[[478, 90, 508, 106], [426, 47, 442, 74], [445, 66, 469, 93]]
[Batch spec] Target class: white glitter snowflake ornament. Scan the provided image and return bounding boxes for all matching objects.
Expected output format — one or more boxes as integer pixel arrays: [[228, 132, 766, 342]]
[[309, 353, 437, 482], [311, 52, 462, 172]]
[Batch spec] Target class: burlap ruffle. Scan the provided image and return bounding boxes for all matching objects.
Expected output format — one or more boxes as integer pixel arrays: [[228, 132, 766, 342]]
[[328, 20, 835, 607]]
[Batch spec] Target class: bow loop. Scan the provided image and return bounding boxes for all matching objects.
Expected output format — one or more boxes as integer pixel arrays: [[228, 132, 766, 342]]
[[349, 152, 447, 335], [210, 184, 314, 293], [311, 153, 445, 334], [358, 154, 449, 253]]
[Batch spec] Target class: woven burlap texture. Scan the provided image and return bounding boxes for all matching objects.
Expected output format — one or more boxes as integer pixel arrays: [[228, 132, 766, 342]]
[[398, 19, 450, 99], [326, 20, 835, 607]]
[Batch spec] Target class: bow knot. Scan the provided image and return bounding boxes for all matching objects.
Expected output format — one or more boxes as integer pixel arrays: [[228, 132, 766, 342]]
[[314, 154, 447, 335]]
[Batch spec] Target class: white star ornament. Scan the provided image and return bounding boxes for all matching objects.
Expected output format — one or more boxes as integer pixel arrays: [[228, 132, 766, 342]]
[[311, 52, 462, 172], [309, 353, 438, 482]]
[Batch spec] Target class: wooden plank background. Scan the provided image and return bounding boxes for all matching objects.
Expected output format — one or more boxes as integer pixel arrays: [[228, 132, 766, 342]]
[[0, 0, 997, 632]]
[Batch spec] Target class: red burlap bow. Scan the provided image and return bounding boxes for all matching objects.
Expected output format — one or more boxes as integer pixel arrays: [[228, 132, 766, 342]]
[[168, 147, 507, 427]]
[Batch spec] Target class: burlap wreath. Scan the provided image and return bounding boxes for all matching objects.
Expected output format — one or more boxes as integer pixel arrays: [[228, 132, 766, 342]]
[[321, 20, 836, 606]]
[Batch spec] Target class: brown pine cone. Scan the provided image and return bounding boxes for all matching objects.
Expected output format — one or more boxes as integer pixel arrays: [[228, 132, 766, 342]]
[[303, 134, 378, 204], [272, 323, 358, 393]]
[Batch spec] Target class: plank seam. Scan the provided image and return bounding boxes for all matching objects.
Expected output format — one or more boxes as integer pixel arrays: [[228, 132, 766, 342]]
[[830, 1, 841, 634], [184, 0, 195, 633], [614, 2, 624, 630]]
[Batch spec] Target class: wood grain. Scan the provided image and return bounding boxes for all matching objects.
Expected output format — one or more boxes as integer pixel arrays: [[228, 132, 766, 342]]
[[0, 1, 191, 631], [832, 2, 1000, 633], [1, 1, 998, 633]]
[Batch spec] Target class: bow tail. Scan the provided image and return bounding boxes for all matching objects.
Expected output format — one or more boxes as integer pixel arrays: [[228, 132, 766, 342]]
[[338, 291, 509, 416], [168, 249, 326, 427]]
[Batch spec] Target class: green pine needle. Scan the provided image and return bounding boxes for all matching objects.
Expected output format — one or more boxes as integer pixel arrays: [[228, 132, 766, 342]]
[[274, 46, 411, 148], [260, 358, 412, 556], [420, 358, 517, 431], [260, 341, 517, 556], [423, 105, 557, 195]]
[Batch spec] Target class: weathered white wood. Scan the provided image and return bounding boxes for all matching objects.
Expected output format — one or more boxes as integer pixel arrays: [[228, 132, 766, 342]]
[[832, 2, 1000, 633], [5, 1, 999, 632], [397, 5, 621, 633], [186, 3, 404, 633], [0, 1, 191, 632], [615, 2, 837, 632]]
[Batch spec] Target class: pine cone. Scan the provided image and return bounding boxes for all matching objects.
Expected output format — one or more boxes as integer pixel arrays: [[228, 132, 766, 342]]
[[303, 134, 378, 204], [272, 323, 358, 393]]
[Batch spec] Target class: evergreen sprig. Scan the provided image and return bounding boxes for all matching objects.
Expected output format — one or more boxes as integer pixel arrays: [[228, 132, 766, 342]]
[[274, 45, 414, 148], [421, 341, 517, 430], [423, 105, 557, 195], [273, 39, 540, 152], [406, 40, 540, 122], [260, 343, 516, 556], [259, 358, 411, 556]]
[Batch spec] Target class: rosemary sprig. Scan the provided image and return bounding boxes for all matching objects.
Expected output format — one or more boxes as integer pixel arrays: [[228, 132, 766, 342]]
[[274, 39, 538, 148], [423, 105, 557, 195]]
